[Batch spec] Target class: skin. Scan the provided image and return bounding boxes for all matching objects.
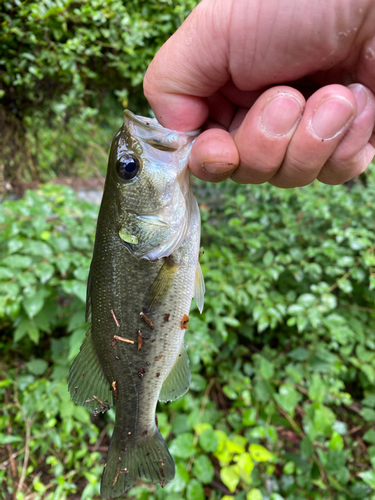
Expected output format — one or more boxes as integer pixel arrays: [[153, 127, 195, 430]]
[[144, 0, 375, 187]]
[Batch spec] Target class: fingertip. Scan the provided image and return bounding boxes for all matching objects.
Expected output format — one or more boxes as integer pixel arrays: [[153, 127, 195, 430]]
[[144, 89, 210, 132], [318, 143, 375, 185], [189, 128, 239, 181]]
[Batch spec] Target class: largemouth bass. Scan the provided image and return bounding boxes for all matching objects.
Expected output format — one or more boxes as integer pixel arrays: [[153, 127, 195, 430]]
[[67, 111, 204, 498]]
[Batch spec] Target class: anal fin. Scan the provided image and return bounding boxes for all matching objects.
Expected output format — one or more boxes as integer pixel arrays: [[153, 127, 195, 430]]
[[159, 345, 191, 402], [68, 328, 113, 412]]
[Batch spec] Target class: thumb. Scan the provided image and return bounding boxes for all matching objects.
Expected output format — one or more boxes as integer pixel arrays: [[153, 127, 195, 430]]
[[143, 0, 231, 131]]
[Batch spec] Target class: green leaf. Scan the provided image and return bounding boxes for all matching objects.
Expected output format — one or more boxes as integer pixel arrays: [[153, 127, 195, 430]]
[[14, 318, 30, 342], [61, 280, 86, 303], [0, 435, 23, 445], [223, 385, 237, 399], [288, 347, 309, 361], [23, 289, 49, 319], [249, 444, 275, 462], [186, 479, 205, 500], [247, 489, 263, 500], [338, 278, 353, 294], [308, 373, 326, 403], [220, 465, 240, 493], [27, 359, 48, 375], [3, 254, 32, 269], [193, 455, 214, 484], [301, 436, 314, 458], [312, 404, 335, 437], [274, 384, 301, 415], [359, 470, 375, 488], [190, 374, 207, 392], [165, 462, 189, 493], [0, 266, 14, 280], [242, 408, 257, 426], [199, 428, 218, 452], [169, 433, 195, 459], [321, 293, 337, 311], [328, 431, 344, 451], [297, 293, 316, 307], [260, 357, 274, 380], [27, 326, 40, 344], [263, 250, 274, 267], [363, 430, 375, 444]]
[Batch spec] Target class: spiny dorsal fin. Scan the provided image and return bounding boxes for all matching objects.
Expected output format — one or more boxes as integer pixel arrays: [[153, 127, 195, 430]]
[[158, 344, 191, 402], [146, 257, 180, 311], [194, 262, 205, 314]]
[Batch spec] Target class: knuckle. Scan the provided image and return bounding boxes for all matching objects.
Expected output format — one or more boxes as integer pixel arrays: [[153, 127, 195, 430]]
[[283, 153, 317, 177]]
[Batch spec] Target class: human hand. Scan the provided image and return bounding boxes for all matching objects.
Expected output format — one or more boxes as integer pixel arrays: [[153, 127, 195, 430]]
[[144, 0, 375, 187]]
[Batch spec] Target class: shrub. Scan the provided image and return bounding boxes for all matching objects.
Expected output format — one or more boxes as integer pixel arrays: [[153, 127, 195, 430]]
[[2, 172, 375, 499], [0, 0, 198, 180]]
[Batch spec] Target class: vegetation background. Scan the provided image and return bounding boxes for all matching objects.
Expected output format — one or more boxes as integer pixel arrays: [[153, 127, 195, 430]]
[[2, 1, 375, 500]]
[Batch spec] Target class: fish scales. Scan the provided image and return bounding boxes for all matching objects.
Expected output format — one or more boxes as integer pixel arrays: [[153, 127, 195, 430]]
[[67, 111, 204, 498]]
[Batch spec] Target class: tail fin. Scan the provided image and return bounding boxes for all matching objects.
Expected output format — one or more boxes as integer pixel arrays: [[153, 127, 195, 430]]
[[100, 426, 175, 499]]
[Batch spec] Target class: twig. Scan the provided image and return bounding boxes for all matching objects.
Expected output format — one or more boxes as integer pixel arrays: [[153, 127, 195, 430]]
[[3, 389, 17, 499], [276, 405, 302, 435], [13, 382, 32, 495], [110, 309, 120, 327], [140, 311, 155, 330], [23, 470, 77, 500], [347, 425, 363, 435], [0, 447, 25, 470], [92, 428, 109, 452], [209, 479, 232, 495], [187, 378, 215, 473], [340, 304, 375, 313], [112, 335, 134, 345]]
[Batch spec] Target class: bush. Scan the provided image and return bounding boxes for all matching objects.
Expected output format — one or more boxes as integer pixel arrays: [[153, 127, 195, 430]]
[[0, 0, 198, 180], [2, 173, 375, 499]]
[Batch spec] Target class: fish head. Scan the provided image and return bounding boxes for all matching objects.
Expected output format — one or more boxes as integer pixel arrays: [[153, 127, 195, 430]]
[[103, 110, 200, 261]]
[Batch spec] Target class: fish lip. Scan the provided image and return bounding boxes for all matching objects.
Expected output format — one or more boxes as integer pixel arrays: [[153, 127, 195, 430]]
[[123, 109, 200, 138]]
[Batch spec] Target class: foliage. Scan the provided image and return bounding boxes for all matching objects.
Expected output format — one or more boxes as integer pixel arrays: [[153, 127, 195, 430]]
[[2, 172, 375, 499], [0, 0, 198, 180]]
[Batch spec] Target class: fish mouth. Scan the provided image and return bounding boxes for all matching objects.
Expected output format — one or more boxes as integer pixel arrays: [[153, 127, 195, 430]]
[[123, 110, 200, 155]]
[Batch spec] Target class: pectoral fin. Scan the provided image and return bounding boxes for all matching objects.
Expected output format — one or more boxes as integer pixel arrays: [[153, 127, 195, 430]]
[[68, 328, 113, 411], [146, 257, 180, 310], [193, 262, 205, 314], [158, 345, 191, 402]]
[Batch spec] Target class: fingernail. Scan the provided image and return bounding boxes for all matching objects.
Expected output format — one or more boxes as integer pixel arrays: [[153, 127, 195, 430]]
[[260, 93, 303, 137], [311, 97, 354, 140], [201, 162, 234, 174], [349, 83, 369, 116]]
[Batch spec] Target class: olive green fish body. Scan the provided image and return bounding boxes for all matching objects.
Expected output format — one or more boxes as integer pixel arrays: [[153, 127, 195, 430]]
[[68, 112, 203, 498]]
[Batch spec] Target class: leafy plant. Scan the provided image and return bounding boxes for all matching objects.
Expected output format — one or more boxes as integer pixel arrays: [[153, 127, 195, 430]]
[[2, 172, 375, 499], [0, 0, 198, 181]]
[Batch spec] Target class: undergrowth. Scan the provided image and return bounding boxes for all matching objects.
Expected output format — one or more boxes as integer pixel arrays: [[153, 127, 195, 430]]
[[2, 172, 375, 499]]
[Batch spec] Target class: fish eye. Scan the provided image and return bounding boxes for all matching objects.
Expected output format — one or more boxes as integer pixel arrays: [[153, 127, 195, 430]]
[[116, 155, 140, 181]]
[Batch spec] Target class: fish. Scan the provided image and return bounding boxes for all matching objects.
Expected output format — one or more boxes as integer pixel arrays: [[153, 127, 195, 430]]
[[67, 110, 204, 498]]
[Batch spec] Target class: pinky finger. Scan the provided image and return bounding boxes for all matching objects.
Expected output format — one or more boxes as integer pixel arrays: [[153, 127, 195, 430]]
[[318, 84, 375, 184]]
